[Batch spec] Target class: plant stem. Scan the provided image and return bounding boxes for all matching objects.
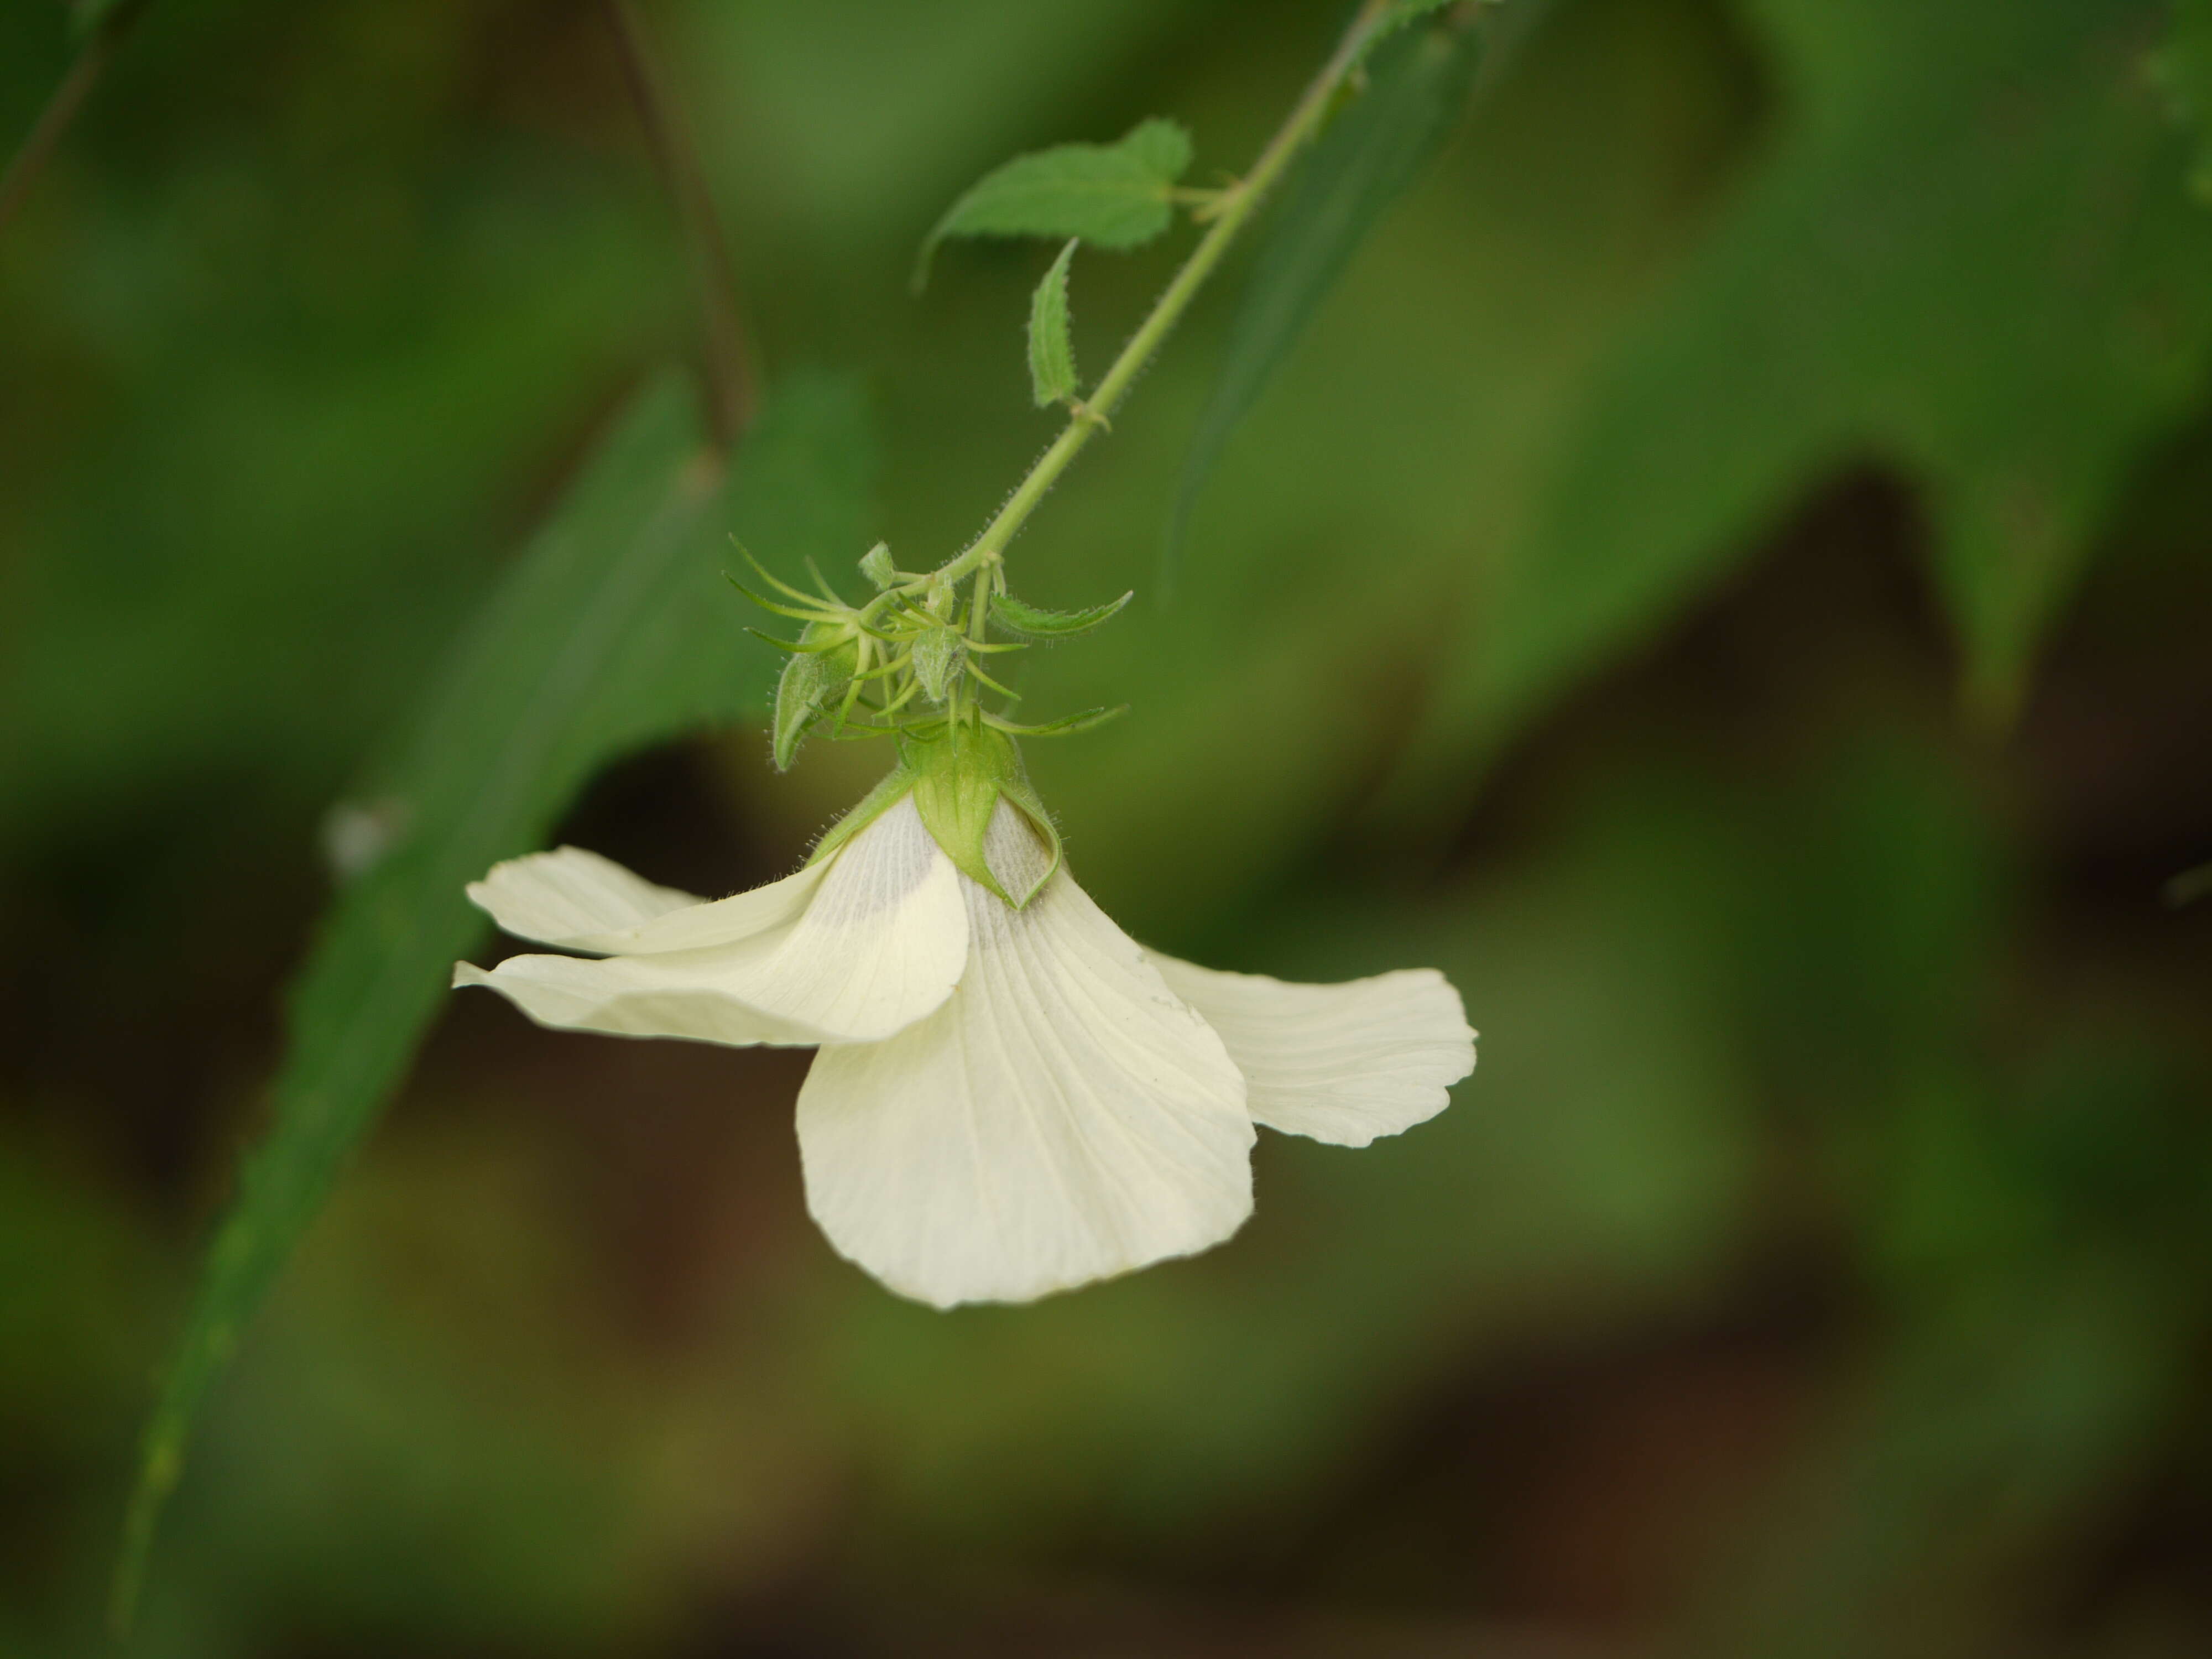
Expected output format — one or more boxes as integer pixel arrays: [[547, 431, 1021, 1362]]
[[933, 0, 1397, 587], [0, 2, 150, 246], [604, 0, 754, 451]]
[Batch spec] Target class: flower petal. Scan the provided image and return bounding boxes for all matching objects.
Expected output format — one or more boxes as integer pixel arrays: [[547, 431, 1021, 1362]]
[[455, 796, 967, 1045], [1145, 954, 1475, 1147], [468, 846, 827, 955], [797, 807, 1254, 1308]]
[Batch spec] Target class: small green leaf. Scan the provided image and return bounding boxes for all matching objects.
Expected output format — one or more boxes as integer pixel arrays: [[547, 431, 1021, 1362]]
[[912, 627, 966, 703], [914, 117, 1194, 291], [111, 372, 874, 1630], [859, 541, 897, 589], [1164, 12, 1498, 585], [1027, 239, 1081, 408], [1123, 117, 1193, 180], [990, 589, 1133, 638]]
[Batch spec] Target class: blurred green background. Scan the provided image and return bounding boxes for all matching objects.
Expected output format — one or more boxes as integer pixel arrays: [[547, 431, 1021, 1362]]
[[7, 0, 2212, 1653]]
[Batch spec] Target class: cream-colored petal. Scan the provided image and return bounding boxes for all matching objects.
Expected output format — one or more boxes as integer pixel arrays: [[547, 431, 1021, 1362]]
[[451, 952, 829, 1045], [467, 844, 827, 955], [455, 796, 967, 1045], [1146, 953, 1475, 1147], [797, 806, 1254, 1308]]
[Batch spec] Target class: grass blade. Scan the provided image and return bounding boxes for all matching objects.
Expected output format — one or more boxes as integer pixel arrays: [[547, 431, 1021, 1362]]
[[111, 370, 873, 1630]]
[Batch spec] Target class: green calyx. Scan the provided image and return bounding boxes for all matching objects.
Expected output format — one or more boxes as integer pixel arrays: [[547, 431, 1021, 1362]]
[[735, 535, 1131, 770], [910, 722, 1061, 906], [806, 721, 1061, 909]]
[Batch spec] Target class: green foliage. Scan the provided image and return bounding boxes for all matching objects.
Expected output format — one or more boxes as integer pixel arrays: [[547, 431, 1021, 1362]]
[[112, 373, 874, 1624], [1165, 11, 1488, 581], [1026, 239, 1080, 408], [989, 589, 1133, 637], [1369, 0, 1470, 55], [2164, 0, 2212, 200], [914, 117, 1193, 290], [9, 0, 2212, 1651], [68, 0, 146, 38], [0, 101, 677, 851], [1432, 0, 2212, 779]]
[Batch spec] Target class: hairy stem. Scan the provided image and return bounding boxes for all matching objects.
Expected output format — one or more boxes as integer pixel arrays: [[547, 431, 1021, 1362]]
[[604, 0, 754, 450], [933, 0, 1397, 587]]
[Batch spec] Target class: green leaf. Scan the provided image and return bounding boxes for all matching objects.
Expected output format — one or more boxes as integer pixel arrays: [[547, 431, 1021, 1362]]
[[1369, 0, 1460, 52], [1164, 12, 1491, 585], [2162, 0, 2212, 201], [1027, 239, 1081, 408], [859, 541, 897, 589], [111, 371, 873, 1628], [990, 589, 1133, 638], [1423, 0, 2212, 778], [913, 117, 1193, 291]]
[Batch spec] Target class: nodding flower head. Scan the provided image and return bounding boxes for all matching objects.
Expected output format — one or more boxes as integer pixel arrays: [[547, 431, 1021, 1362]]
[[454, 724, 1474, 1308]]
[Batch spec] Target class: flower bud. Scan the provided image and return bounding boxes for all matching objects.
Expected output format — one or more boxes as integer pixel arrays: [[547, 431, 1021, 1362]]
[[771, 619, 862, 771], [859, 542, 897, 590]]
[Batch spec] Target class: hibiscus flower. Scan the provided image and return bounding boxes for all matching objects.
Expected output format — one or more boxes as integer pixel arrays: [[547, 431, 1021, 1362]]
[[454, 733, 1474, 1308]]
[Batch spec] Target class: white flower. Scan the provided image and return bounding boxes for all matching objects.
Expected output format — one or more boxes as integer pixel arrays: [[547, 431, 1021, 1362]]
[[454, 785, 1475, 1308]]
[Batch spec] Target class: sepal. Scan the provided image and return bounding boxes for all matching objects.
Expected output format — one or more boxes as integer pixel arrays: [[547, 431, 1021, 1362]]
[[983, 705, 1125, 737], [906, 724, 1061, 907], [991, 590, 1133, 638]]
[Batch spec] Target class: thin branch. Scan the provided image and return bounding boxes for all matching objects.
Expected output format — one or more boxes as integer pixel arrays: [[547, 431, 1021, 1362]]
[[931, 0, 1400, 589], [603, 0, 755, 451], [0, 3, 149, 246]]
